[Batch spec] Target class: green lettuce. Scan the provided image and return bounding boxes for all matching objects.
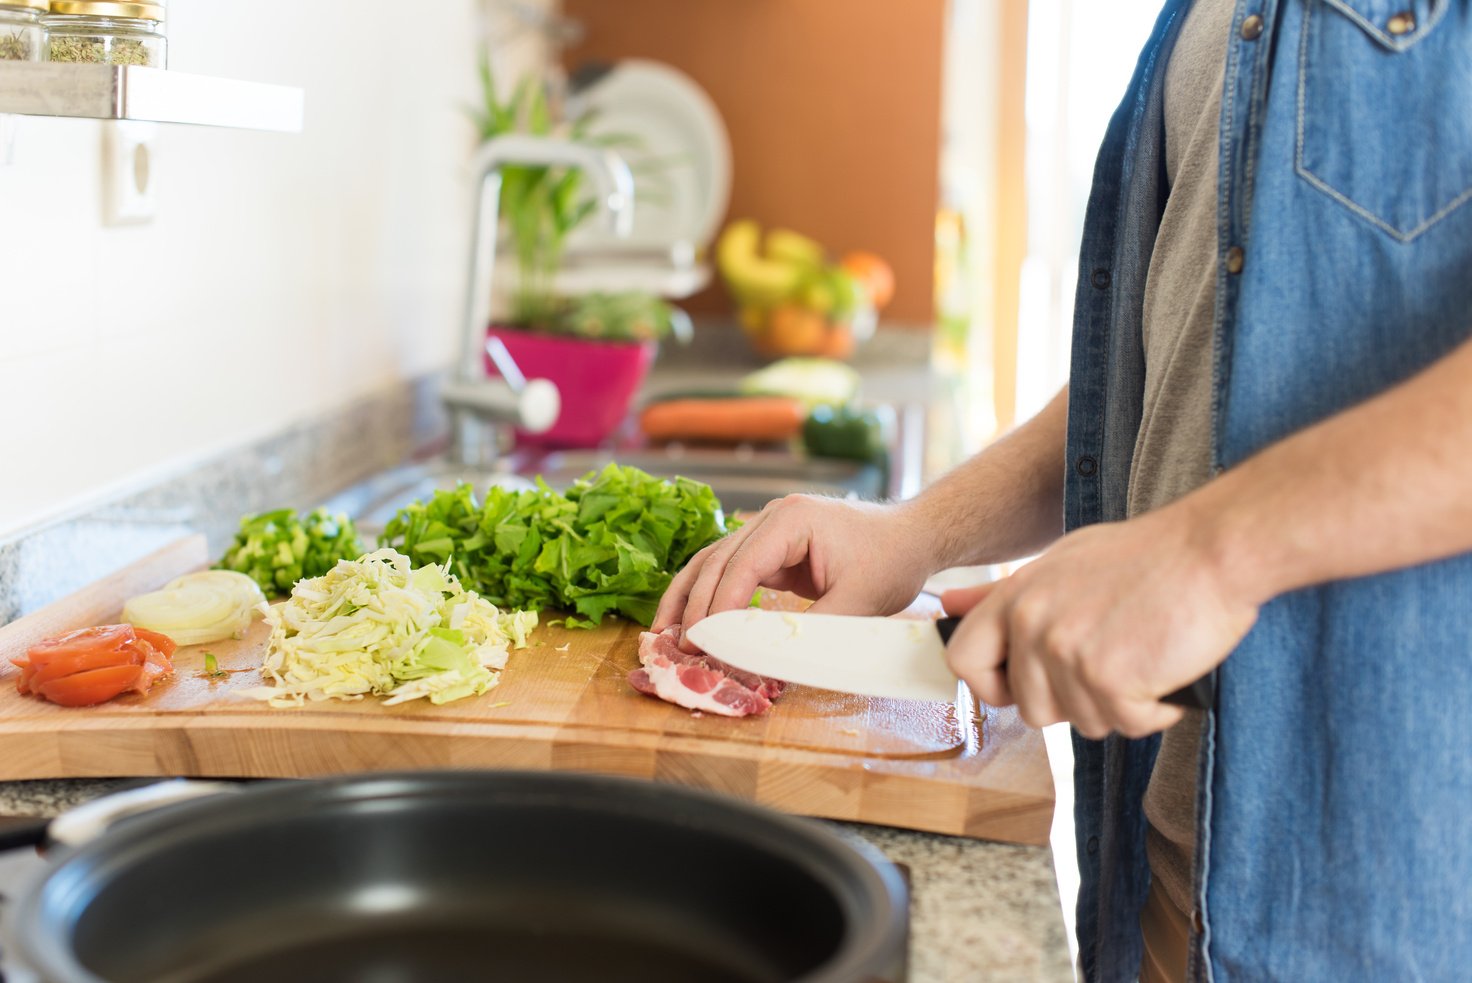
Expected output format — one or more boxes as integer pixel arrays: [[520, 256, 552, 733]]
[[379, 464, 733, 628]]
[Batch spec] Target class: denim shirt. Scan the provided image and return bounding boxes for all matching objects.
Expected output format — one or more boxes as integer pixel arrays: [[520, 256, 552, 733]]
[[1066, 1, 1472, 979]]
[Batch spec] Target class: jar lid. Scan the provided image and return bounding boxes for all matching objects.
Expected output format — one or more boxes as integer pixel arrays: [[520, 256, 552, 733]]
[[0, 0, 49, 11], [47, 1, 165, 20]]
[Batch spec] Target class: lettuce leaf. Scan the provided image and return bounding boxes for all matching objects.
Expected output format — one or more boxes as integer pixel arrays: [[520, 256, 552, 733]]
[[380, 464, 733, 628]]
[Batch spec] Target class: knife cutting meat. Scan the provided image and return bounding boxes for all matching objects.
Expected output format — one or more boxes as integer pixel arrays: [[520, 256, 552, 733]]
[[685, 610, 1210, 709]]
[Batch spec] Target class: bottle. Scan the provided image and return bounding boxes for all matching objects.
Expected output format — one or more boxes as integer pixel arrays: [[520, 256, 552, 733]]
[[44, 1, 165, 67], [0, 0, 46, 62]]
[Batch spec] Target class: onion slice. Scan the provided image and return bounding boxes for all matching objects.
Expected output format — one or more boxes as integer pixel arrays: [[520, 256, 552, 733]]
[[123, 570, 265, 646]]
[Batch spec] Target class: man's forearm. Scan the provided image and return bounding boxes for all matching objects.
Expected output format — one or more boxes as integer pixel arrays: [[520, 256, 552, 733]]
[[900, 387, 1070, 569], [1176, 334, 1472, 604]]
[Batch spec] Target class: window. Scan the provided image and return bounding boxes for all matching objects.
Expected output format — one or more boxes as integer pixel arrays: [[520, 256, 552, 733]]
[[1016, 0, 1163, 421]]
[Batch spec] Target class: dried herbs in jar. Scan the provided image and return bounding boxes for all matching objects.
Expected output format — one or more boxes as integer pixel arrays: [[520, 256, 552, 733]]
[[0, 0, 46, 62], [44, 1, 166, 67]]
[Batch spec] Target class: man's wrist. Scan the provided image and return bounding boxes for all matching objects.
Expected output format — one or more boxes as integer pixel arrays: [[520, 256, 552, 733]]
[[1171, 483, 1285, 609], [890, 496, 951, 572]]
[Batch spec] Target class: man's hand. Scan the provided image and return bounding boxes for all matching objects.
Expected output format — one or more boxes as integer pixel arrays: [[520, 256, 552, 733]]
[[654, 388, 1075, 648], [653, 495, 935, 642], [940, 507, 1259, 738]]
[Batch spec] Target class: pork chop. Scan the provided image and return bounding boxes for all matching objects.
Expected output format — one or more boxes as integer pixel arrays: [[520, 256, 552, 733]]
[[628, 626, 786, 717]]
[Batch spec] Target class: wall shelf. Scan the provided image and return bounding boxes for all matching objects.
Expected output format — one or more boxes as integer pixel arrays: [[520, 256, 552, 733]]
[[0, 63, 303, 132]]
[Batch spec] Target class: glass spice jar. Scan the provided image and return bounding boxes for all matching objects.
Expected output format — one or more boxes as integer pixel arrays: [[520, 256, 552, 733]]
[[0, 0, 46, 62], [44, 1, 166, 67]]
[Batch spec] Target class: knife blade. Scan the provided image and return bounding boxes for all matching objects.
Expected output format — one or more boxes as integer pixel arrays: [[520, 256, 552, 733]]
[[684, 609, 961, 702], [684, 609, 1211, 709]]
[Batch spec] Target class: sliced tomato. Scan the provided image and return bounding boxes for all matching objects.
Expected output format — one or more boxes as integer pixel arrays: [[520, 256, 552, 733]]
[[134, 660, 170, 694], [130, 628, 177, 659], [37, 664, 144, 707], [25, 625, 135, 666], [128, 635, 175, 694], [28, 647, 141, 689], [134, 640, 172, 686], [17, 624, 176, 705], [11, 653, 35, 694]]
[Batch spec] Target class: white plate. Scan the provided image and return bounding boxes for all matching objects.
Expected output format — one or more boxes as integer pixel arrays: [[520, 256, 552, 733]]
[[564, 59, 732, 259]]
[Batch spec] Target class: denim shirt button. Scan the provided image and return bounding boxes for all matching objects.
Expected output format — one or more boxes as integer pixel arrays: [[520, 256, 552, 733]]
[[1075, 455, 1098, 477], [1091, 267, 1111, 290], [1086, 835, 1099, 855], [1240, 13, 1264, 40], [1226, 246, 1246, 274], [1387, 11, 1416, 35], [1192, 908, 1206, 934]]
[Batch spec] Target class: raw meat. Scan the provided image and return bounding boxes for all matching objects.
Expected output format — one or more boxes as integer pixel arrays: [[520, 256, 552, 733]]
[[628, 626, 785, 718]]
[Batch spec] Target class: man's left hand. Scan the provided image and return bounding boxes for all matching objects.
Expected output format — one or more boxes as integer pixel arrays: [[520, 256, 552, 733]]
[[941, 508, 1259, 738]]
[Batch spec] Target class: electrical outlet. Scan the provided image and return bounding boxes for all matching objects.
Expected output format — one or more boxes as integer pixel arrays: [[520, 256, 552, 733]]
[[102, 120, 158, 225]]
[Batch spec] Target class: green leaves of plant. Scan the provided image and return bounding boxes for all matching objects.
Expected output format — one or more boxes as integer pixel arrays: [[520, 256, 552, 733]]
[[467, 59, 686, 329]]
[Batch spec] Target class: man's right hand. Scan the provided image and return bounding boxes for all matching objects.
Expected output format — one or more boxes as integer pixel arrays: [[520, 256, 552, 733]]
[[653, 387, 1074, 649], [652, 494, 935, 645]]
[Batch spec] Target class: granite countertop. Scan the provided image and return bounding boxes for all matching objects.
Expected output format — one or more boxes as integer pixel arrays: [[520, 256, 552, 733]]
[[0, 327, 1069, 981], [0, 779, 1071, 982]]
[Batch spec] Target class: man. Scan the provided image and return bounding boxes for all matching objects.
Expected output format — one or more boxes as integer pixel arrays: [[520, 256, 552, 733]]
[[655, 0, 1472, 979]]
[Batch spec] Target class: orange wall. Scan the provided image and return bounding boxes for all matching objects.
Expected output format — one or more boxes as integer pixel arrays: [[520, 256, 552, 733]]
[[563, 0, 946, 325]]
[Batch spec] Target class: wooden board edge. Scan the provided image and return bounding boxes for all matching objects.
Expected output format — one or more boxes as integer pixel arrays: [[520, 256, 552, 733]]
[[0, 716, 1056, 846]]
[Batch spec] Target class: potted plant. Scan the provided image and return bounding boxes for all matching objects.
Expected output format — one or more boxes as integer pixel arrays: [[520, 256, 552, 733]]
[[471, 59, 686, 448]]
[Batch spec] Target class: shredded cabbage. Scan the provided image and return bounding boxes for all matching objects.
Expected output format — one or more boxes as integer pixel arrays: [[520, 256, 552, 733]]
[[248, 548, 536, 708]]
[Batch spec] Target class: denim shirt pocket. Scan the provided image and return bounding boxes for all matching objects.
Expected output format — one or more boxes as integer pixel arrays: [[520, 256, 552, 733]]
[[1297, 0, 1472, 242]]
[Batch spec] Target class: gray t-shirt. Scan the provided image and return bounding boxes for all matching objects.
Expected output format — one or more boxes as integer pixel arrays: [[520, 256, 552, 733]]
[[1130, 0, 1235, 925]]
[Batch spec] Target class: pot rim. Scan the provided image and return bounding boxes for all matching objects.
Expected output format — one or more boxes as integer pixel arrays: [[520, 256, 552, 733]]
[[15, 770, 908, 983]]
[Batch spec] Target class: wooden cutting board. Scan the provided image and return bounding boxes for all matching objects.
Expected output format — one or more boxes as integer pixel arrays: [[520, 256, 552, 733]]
[[0, 537, 1053, 844]]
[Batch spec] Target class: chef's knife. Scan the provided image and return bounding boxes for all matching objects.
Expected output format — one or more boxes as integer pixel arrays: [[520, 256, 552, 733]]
[[684, 610, 1211, 709]]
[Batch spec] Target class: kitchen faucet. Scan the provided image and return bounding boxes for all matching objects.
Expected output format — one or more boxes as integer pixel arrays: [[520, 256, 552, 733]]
[[441, 133, 636, 466]]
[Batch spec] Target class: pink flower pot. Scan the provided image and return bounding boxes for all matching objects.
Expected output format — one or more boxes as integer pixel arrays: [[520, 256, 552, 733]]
[[485, 325, 656, 448]]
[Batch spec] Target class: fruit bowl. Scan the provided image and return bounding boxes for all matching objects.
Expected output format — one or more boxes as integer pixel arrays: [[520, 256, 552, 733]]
[[740, 302, 877, 360], [717, 219, 893, 362]]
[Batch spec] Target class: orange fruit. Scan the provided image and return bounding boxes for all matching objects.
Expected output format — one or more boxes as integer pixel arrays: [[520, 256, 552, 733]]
[[816, 322, 855, 360], [766, 303, 827, 355], [840, 251, 896, 310]]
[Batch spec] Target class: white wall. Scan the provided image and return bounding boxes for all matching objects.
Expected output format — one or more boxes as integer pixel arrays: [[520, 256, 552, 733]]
[[0, 1, 553, 537]]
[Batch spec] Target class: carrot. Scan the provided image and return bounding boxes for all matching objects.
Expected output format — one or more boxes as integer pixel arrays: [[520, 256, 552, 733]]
[[639, 397, 808, 444]]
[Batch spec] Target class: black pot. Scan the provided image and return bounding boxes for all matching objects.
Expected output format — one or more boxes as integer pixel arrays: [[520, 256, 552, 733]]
[[5, 772, 908, 983]]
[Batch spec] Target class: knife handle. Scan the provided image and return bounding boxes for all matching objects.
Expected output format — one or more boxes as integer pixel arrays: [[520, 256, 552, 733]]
[[931, 617, 1212, 710], [1161, 676, 1213, 710]]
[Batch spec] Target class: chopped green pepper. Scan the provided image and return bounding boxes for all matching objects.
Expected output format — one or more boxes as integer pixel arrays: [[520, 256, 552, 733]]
[[216, 508, 365, 596]]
